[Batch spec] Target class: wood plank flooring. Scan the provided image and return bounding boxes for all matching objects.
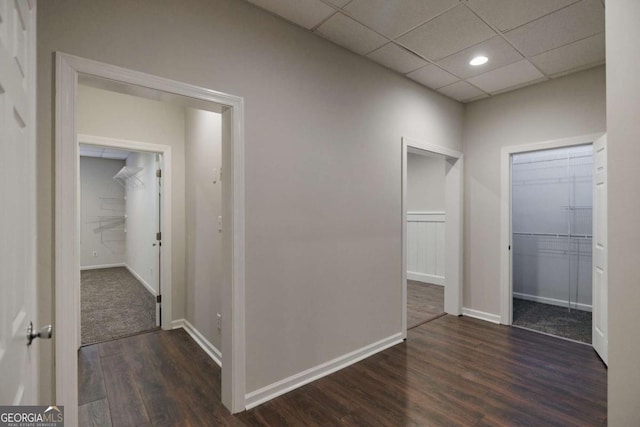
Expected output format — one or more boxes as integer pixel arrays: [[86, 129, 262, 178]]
[[407, 280, 444, 329], [79, 316, 607, 426]]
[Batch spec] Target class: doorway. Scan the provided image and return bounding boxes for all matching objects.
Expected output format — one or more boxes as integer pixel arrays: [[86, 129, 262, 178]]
[[510, 144, 593, 343], [79, 143, 162, 345], [405, 151, 446, 328], [401, 137, 463, 338], [499, 133, 608, 362], [55, 53, 246, 423]]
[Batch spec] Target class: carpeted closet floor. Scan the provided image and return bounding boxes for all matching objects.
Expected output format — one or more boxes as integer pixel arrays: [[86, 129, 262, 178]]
[[512, 298, 592, 344], [81, 267, 157, 345]]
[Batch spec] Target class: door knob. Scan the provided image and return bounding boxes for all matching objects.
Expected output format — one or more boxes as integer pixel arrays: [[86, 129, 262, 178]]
[[27, 322, 53, 346]]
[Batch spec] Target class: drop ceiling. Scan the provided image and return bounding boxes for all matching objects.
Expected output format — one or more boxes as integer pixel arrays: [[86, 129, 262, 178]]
[[246, 0, 605, 102]]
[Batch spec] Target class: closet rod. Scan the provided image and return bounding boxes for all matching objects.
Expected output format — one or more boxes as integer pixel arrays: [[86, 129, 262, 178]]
[[512, 232, 592, 239]]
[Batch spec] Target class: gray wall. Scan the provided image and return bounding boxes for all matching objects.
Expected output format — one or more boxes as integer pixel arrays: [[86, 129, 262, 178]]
[[79, 157, 126, 268], [606, 1, 640, 424], [185, 109, 223, 351], [125, 151, 159, 293], [462, 66, 606, 315], [406, 153, 445, 212], [37, 0, 463, 399]]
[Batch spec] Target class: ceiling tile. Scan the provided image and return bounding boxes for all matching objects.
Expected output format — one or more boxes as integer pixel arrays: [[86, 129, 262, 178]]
[[437, 81, 486, 102], [530, 32, 605, 76], [467, 59, 545, 93], [315, 12, 388, 55], [437, 36, 523, 79], [366, 43, 428, 74], [466, 0, 578, 32], [397, 5, 497, 61], [466, 93, 490, 103], [503, 0, 604, 57], [406, 64, 459, 89], [247, 0, 335, 29], [344, 0, 458, 38], [324, 0, 351, 7]]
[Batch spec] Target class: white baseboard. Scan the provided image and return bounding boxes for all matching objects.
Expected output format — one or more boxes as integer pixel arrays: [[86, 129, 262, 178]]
[[407, 272, 444, 286], [462, 307, 501, 324], [172, 318, 221, 367], [245, 332, 403, 410], [80, 262, 125, 271], [513, 292, 592, 312], [125, 264, 156, 296]]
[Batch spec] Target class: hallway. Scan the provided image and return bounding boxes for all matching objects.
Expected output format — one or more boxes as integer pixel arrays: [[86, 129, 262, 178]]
[[79, 315, 606, 426]]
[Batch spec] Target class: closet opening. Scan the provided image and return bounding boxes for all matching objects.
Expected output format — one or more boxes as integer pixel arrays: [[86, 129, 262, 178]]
[[510, 144, 593, 343], [79, 144, 163, 345]]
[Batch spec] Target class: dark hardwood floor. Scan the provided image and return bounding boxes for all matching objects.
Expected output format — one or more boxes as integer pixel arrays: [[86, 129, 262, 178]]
[[407, 280, 444, 329], [79, 316, 607, 426]]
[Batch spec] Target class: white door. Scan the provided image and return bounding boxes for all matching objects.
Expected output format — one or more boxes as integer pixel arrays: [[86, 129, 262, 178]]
[[593, 134, 608, 365], [0, 0, 38, 404]]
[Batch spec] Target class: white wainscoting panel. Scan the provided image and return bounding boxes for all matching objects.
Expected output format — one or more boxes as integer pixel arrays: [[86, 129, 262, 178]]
[[407, 212, 445, 286]]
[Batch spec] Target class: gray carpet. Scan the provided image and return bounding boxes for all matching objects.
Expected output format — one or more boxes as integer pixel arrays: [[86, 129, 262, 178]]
[[513, 298, 592, 344], [81, 267, 157, 345]]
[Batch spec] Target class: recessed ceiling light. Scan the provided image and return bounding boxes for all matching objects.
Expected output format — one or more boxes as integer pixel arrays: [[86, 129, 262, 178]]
[[470, 56, 488, 66]]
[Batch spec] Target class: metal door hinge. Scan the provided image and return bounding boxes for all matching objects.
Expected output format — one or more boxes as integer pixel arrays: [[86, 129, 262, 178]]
[[156, 169, 162, 178], [156, 232, 161, 241], [157, 295, 162, 303]]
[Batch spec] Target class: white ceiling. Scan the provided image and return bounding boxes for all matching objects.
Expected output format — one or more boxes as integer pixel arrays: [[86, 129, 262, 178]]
[[79, 144, 130, 160], [246, 0, 605, 102]]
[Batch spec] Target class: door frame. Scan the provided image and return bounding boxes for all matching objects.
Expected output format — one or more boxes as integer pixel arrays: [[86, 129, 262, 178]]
[[401, 136, 464, 338], [55, 52, 247, 421], [499, 132, 605, 325], [77, 134, 170, 335]]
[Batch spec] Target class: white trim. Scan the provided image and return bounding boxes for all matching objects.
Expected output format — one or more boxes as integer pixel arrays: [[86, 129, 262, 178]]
[[462, 308, 501, 324], [245, 333, 403, 410], [406, 212, 445, 222], [513, 293, 592, 312], [125, 264, 156, 297], [401, 136, 464, 343], [403, 136, 463, 159], [55, 53, 247, 420], [499, 132, 604, 325], [174, 318, 222, 367], [80, 263, 126, 271], [407, 272, 444, 286]]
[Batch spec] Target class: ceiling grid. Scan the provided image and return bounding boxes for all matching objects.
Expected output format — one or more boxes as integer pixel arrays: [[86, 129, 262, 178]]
[[247, 0, 605, 102]]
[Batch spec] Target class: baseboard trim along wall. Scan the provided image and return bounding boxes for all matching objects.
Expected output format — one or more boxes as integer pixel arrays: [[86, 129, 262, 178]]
[[172, 318, 222, 367], [244, 332, 404, 410], [407, 272, 444, 286], [513, 292, 592, 312], [80, 263, 125, 271], [462, 307, 502, 324], [125, 264, 156, 297]]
